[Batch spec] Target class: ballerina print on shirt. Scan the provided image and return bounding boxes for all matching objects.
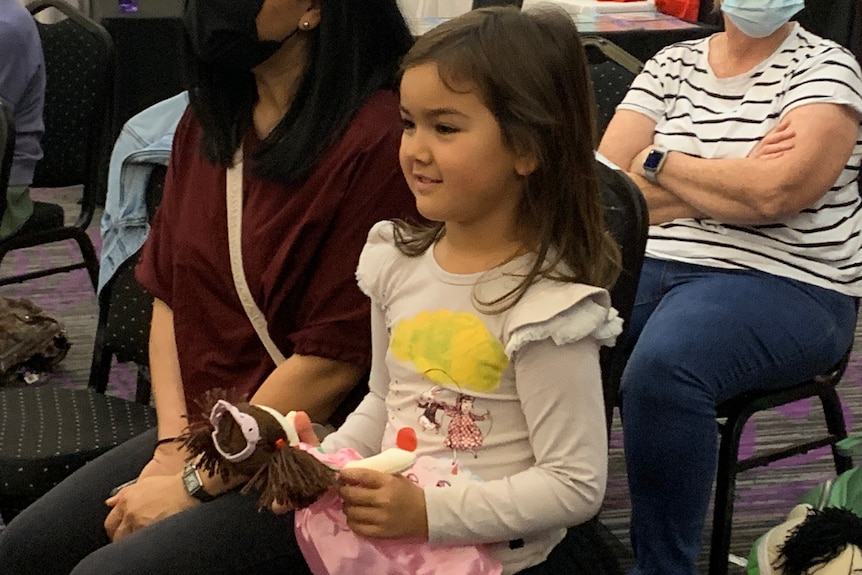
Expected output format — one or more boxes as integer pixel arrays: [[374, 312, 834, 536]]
[[391, 310, 505, 462], [442, 394, 489, 458]]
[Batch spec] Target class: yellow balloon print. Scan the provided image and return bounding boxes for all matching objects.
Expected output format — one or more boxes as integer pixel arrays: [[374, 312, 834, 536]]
[[390, 310, 508, 393]]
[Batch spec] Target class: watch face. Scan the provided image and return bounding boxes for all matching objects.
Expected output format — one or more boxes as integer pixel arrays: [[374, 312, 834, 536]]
[[644, 149, 665, 171], [183, 465, 200, 492]]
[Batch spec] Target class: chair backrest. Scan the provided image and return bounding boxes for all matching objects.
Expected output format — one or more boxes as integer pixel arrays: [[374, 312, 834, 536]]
[[596, 160, 649, 430], [26, 0, 114, 229], [88, 165, 166, 403], [796, 0, 861, 59], [0, 103, 14, 219], [582, 36, 644, 140]]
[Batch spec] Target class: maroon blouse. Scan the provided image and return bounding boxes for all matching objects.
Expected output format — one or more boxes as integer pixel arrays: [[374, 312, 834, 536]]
[[136, 90, 416, 415]]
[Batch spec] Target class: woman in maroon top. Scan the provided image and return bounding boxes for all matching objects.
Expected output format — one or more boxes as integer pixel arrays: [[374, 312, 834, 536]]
[[0, 1, 416, 574]]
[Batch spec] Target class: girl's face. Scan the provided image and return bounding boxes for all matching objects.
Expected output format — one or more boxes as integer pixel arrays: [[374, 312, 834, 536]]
[[399, 63, 534, 233]]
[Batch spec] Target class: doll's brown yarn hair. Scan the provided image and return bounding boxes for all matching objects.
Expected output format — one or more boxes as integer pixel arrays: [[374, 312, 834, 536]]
[[181, 402, 336, 510]]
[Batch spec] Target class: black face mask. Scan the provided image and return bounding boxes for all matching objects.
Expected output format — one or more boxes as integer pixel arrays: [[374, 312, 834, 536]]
[[184, 0, 283, 72]]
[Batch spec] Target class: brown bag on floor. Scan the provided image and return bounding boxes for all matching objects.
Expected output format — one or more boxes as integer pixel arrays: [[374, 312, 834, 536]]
[[0, 296, 70, 385]]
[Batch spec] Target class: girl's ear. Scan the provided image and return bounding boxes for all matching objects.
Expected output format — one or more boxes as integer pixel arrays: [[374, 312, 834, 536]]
[[515, 152, 538, 177]]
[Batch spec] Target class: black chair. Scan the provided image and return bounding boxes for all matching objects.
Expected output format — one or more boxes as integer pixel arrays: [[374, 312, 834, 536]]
[[0, 103, 14, 210], [0, 170, 158, 524], [0, 0, 114, 289], [88, 165, 167, 404], [596, 161, 649, 432], [707, 347, 855, 575], [582, 36, 644, 140]]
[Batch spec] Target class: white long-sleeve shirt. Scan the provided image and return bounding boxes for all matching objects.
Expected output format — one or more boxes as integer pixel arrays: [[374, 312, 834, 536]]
[[322, 221, 621, 573]]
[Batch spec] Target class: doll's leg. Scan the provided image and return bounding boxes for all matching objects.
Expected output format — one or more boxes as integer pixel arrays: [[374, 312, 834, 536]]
[[0, 429, 156, 575]]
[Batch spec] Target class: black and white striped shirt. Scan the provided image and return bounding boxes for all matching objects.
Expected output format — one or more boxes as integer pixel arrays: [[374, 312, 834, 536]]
[[618, 23, 862, 296]]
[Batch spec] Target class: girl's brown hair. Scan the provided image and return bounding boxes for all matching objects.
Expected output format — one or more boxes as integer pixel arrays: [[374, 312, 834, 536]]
[[393, 6, 620, 311]]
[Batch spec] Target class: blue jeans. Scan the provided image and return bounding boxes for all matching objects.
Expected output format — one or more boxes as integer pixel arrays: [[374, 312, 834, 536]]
[[0, 428, 310, 575], [621, 258, 856, 575]]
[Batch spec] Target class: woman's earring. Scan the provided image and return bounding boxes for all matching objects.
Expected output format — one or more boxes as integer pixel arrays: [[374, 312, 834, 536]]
[[302, 21, 310, 29]]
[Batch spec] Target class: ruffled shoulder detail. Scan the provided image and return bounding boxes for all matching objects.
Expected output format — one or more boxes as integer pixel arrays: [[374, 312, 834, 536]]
[[504, 282, 622, 357], [356, 220, 398, 303]]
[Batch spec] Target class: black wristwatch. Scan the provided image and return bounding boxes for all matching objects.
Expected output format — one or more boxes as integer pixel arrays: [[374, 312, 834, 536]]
[[643, 146, 670, 183], [182, 461, 216, 502]]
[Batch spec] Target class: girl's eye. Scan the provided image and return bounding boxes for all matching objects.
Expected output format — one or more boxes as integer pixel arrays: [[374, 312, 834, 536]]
[[400, 117, 415, 131], [435, 124, 459, 135]]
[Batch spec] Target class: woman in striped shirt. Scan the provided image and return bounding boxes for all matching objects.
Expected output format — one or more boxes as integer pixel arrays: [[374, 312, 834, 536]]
[[598, 1, 862, 573]]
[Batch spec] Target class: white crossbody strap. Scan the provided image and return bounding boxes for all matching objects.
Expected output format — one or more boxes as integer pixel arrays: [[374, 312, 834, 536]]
[[226, 148, 286, 366]]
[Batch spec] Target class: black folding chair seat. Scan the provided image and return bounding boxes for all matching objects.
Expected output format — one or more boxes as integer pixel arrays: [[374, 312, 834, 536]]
[[0, 387, 155, 522]]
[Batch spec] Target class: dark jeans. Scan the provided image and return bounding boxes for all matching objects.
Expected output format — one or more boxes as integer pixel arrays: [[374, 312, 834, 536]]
[[0, 428, 307, 575], [621, 259, 856, 575], [0, 427, 621, 575]]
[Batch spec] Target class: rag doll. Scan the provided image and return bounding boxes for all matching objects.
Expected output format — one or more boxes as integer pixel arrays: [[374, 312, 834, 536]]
[[750, 503, 862, 575], [182, 399, 502, 575]]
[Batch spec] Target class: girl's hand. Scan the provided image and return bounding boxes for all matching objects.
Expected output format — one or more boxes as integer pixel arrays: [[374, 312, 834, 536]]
[[749, 118, 796, 160], [104, 473, 196, 541], [338, 468, 428, 540]]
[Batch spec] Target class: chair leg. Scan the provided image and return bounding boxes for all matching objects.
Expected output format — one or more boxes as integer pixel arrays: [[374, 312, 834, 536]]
[[820, 388, 853, 473], [71, 229, 99, 291], [709, 411, 748, 575], [88, 291, 112, 393]]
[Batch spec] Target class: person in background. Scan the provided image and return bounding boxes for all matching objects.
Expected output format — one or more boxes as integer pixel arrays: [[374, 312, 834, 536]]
[[0, 0, 46, 239], [0, 1, 416, 574], [598, 0, 862, 573], [274, 7, 623, 574]]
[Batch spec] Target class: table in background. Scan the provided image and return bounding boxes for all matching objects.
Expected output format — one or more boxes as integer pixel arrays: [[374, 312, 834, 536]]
[[412, 11, 713, 62], [575, 11, 714, 62], [93, 0, 188, 142]]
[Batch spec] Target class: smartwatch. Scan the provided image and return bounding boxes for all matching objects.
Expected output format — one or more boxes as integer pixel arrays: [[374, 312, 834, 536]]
[[182, 461, 216, 502], [643, 146, 670, 183]]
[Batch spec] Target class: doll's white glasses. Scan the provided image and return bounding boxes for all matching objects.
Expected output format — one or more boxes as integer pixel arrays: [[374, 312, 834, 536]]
[[209, 400, 261, 462], [209, 400, 300, 462]]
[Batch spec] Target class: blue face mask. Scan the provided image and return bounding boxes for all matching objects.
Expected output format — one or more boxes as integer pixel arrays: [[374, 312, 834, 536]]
[[720, 0, 804, 38]]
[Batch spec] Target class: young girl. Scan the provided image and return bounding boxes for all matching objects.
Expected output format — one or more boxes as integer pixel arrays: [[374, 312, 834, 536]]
[[287, 6, 623, 574]]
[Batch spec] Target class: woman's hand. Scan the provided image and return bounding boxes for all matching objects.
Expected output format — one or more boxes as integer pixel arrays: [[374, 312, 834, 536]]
[[137, 441, 187, 480], [104, 473, 196, 542], [338, 468, 428, 540], [748, 118, 796, 160]]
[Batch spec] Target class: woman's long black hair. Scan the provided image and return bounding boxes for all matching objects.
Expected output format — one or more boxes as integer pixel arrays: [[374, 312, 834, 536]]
[[187, 0, 413, 183]]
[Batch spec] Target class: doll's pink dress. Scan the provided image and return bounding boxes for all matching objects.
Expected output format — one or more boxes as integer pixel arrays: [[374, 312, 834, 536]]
[[294, 445, 502, 575]]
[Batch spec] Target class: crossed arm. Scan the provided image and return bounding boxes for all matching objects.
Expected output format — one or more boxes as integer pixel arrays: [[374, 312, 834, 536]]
[[597, 103, 859, 225]]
